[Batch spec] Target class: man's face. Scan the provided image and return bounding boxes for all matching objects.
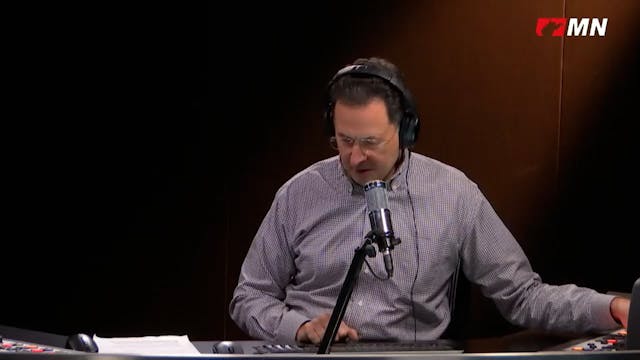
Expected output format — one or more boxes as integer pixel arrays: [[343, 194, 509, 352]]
[[332, 98, 401, 186]]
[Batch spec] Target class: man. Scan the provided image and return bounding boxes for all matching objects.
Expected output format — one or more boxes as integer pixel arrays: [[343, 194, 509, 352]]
[[229, 57, 630, 345]]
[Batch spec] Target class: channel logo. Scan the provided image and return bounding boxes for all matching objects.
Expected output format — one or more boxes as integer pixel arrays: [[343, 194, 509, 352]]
[[536, 18, 608, 37]]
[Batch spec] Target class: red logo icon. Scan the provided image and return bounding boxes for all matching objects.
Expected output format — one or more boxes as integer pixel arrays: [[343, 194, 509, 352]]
[[536, 18, 567, 37]]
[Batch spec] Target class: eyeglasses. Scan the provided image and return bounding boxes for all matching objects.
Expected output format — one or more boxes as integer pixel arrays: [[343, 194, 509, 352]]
[[329, 130, 395, 153]]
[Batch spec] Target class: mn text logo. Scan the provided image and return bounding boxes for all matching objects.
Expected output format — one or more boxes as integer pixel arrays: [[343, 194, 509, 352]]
[[536, 18, 608, 37]]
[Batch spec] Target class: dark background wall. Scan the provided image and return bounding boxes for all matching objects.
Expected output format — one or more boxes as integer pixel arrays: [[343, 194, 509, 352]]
[[3, 1, 639, 342]]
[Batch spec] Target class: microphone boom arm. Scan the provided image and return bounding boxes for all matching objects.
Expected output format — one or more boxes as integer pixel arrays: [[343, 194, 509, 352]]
[[317, 234, 377, 354]]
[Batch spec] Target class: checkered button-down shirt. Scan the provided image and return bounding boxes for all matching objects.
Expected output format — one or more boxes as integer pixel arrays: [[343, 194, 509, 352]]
[[229, 151, 619, 343]]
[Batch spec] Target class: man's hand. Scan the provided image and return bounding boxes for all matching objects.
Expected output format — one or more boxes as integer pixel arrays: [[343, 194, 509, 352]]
[[610, 296, 630, 328], [295, 313, 359, 345]]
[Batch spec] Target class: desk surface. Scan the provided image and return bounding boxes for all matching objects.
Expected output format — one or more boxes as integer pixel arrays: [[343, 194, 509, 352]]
[[190, 339, 640, 359], [2, 348, 639, 359], [2, 324, 640, 359], [191, 330, 616, 354]]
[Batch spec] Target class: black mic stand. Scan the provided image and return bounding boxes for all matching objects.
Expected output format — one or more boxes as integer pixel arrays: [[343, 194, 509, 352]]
[[317, 231, 379, 354]]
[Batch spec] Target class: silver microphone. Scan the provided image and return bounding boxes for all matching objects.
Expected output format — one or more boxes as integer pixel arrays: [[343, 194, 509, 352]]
[[364, 180, 396, 277]]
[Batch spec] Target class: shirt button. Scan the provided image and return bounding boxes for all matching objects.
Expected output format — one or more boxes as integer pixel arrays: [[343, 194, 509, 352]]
[[357, 301, 363, 306], [364, 268, 369, 274]]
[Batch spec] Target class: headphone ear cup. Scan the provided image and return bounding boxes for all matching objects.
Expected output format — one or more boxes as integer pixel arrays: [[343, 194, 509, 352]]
[[399, 116, 408, 149], [401, 114, 419, 148], [323, 101, 335, 137]]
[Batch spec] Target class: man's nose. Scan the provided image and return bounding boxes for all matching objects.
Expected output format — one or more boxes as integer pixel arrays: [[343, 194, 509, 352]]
[[349, 143, 367, 166]]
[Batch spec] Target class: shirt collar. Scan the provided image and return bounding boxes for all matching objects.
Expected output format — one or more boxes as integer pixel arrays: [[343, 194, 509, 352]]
[[333, 149, 411, 196]]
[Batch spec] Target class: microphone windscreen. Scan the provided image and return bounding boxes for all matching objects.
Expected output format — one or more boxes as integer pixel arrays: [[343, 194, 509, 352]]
[[364, 180, 389, 211]]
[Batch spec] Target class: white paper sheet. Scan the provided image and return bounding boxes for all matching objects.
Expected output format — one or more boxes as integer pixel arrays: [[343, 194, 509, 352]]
[[93, 334, 201, 355]]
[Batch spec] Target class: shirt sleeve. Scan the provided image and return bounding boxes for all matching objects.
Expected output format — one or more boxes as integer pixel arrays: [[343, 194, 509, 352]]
[[228, 188, 310, 343], [460, 190, 620, 334]]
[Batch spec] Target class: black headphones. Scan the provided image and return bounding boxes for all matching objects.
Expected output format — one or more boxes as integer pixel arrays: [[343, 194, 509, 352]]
[[323, 61, 420, 149]]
